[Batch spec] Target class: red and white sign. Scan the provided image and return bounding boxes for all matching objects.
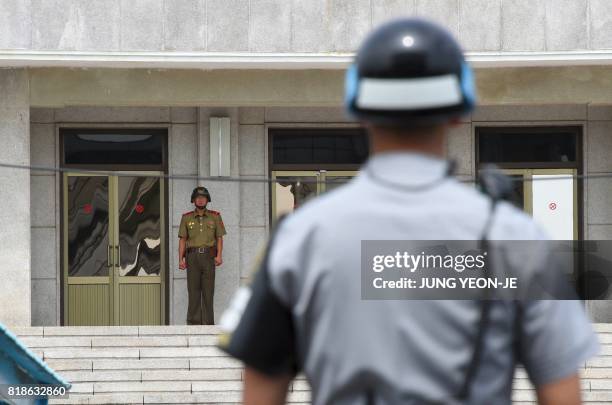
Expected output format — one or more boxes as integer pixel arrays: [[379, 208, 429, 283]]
[[533, 175, 573, 240]]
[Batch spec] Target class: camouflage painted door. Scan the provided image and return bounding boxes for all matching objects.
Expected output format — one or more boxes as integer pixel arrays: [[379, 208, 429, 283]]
[[63, 172, 165, 326]]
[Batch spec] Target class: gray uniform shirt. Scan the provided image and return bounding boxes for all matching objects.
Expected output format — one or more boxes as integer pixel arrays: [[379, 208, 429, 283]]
[[264, 152, 599, 405]]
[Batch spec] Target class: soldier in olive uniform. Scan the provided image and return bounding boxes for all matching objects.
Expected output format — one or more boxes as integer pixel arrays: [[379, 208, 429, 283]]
[[178, 186, 227, 325]]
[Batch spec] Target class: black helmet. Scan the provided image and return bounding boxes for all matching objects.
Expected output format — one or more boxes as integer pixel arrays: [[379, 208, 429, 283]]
[[345, 18, 476, 127], [191, 186, 212, 203]]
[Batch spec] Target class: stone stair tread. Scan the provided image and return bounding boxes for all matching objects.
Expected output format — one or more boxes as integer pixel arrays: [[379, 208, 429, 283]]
[[587, 356, 612, 368], [91, 336, 190, 347], [43, 326, 140, 336], [139, 346, 225, 358], [44, 347, 141, 359], [92, 381, 192, 393], [189, 357, 243, 369], [142, 369, 241, 381], [15, 325, 221, 337], [20, 336, 92, 347], [50, 392, 311, 404], [50, 393, 144, 404], [45, 359, 94, 371], [61, 370, 142, 383], [593, 324, 612, 333], [93, 359, 190, 370], [138, 325, 221, 335]]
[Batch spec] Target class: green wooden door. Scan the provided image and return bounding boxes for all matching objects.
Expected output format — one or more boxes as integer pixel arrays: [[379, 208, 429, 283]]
[[63, 172, 165, 326]]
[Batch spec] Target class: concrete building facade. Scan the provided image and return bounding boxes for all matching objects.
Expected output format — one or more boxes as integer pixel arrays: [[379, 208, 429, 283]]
[[2, 0, 612, 327]]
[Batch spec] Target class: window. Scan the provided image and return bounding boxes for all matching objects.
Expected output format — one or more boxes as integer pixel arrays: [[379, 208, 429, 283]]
[[61, 128, 166, 168], [476, 126, 582, 241], [477, 126, 579, 166], [269, 128, 369, 222], [270, 128, 368, 169]]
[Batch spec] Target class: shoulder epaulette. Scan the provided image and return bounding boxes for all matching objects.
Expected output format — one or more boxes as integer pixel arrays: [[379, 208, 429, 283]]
[[208, 210, 220, 216], [182, 211, 194, 216]]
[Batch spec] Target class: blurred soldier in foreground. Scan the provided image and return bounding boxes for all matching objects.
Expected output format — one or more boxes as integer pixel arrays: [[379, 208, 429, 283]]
[[218, 18, 599, 405]]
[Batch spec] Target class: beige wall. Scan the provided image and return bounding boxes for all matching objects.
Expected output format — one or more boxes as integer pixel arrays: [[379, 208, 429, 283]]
[[24, 66, 612, 108]]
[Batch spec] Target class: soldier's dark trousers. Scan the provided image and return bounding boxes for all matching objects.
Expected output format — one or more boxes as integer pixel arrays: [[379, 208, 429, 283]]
[[186, 250, 215, 325]]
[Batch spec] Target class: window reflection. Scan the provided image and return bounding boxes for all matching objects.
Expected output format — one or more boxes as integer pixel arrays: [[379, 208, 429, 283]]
[[118, 177, 161, 276], [324, 176, 353, 193], [274, 176, 317, 219], [67, 176, 110, 277]]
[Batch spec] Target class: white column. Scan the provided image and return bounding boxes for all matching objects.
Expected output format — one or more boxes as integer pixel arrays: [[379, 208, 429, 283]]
[[0, 69, 30, 326]]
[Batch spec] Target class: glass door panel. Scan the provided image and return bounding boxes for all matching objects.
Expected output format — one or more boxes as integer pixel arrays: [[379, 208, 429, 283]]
[[321, 171, 358, 193], [117, 176, 161, 277], [67, 175, 111, 277], [64, 174, 112, 326], [115, 174, 164, 325]]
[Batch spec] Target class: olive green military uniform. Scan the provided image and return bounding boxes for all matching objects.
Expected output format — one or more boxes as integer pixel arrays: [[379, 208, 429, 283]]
[[179, 208, 227, 325]]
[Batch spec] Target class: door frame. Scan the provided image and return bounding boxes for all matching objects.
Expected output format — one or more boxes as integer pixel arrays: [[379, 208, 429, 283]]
[[62, 171, 166, 325], [58, 126, 169, 325]]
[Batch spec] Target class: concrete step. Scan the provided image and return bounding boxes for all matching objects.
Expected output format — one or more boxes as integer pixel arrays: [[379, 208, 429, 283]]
[[49, 391, 311, 404], [8, 325, 612, 404], [18, 335, 222, 347], [11, 325, 221, 337]]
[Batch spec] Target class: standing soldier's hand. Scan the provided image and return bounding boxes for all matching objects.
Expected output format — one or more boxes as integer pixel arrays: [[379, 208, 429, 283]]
[[179, 257, 187, 270], [215, 255, 223, 267]]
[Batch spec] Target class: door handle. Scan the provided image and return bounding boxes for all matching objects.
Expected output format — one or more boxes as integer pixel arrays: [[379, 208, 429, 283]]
[[115, 245, 121, 268], [107, 245, 112, 267]]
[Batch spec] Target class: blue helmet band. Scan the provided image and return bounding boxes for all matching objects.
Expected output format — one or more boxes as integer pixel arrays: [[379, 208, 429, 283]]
[[344, 64, 359, 111], [460, 62, 477, 111], [344, 62, 477, 120]]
